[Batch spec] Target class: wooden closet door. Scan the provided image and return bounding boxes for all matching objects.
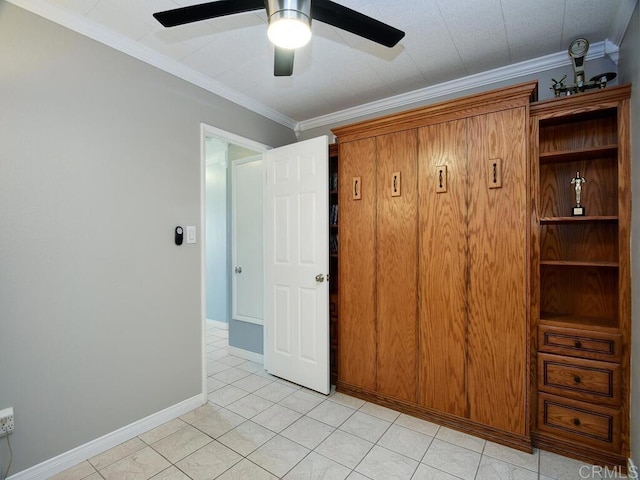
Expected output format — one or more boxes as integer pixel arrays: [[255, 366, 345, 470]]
[[467, 108, 528, 435], [375, 130, 418, 402], [417, 120, 468, 416], [338, 139, 377, 390]]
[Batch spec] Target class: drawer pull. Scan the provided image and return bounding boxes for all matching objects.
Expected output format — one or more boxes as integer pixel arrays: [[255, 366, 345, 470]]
[[574, 418, 581, 426], [574, 375, 581, 384], [575, 340, 583, 348]]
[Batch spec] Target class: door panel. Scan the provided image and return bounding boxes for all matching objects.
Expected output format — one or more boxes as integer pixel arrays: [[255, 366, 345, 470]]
[[375, 130, 418, 402], [467, 108, 528, 435], [338, 138, 377, 390], [232, 156, 264, 324], [265, 136, 330, 394], [417, 120, 468, 417]]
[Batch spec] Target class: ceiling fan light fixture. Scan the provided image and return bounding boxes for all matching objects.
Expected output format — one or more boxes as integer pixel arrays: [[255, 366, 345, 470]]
[[266, 0, 312, 49]]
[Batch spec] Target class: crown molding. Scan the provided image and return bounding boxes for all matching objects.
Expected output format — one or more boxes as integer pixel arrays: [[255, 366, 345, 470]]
[[6, 0, 298, 130], [8, 0, 633, 135], [297, 40, 615, 132]]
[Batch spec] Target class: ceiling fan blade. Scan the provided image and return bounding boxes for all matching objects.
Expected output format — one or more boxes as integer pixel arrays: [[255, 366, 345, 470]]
[[274, 47, 295, 76], [311, 0, 405, 48], [153, 0, 264, 27]]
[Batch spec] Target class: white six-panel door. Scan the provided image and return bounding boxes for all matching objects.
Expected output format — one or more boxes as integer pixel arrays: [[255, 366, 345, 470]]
[[264, 136, 330, 394]]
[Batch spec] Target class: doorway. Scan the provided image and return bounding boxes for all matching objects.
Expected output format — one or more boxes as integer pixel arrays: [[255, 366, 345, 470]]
[[201, 124, 270, 396], [201, 126, 331, 396]]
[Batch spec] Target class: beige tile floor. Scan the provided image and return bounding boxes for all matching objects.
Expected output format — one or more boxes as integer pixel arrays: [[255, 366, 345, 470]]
[[50, 321, 613, 480]]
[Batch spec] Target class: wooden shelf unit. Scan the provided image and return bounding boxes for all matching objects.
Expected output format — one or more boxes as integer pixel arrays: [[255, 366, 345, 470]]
[[530, 85, 631, 469], [328, 143, 339, 386]]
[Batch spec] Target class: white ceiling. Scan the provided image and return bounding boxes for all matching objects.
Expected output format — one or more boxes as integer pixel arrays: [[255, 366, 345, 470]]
[[11, 0, 636, 131]]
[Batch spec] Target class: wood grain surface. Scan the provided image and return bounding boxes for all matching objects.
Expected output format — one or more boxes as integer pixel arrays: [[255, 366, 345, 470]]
[[538, 111, 617, 154], [538, 157, 618, 218], [375, 130, 418, 402], [530, 85, 631, 464], [538, 325, 621, 362], [338, 138, 377, 390], [537, 392, 621, 451], [539, 222, 618, 263], [332, 81, 537, 143], [467, 108, 528, 435], [538, 353, 621, 406], [540, 265, 618, 322], [417, 119, 468, 416]]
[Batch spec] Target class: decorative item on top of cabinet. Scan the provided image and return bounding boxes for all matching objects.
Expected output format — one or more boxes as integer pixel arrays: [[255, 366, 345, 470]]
[[529, 85, 631, 470], [329, 143, 339, 386], [333, 81, 538, 452]]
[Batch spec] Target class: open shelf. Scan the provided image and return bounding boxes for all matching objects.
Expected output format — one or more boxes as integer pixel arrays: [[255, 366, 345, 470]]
[[540, 216, 618, 224], [540, 260, 618, 268], [539, 145, 617, 165], [329, 143, 339, 385], [531, 85, 631, 465], [539, 313, 619, 331]]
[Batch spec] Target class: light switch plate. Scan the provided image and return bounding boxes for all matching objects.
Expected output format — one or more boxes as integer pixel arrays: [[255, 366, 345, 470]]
[[186, 226, 196, 244]]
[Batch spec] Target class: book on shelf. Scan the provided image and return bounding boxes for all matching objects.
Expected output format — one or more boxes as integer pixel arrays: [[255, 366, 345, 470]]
[[330, 234, 339, 254], [330, 172, 338, 191], [330, 204, 338, 225]]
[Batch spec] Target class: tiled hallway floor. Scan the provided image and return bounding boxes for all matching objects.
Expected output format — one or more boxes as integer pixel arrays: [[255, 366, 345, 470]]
[[51, 321, 613, 480]]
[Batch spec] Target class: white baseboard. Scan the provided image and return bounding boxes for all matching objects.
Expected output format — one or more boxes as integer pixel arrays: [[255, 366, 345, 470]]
[[227, 345, 264, 364], [206, 319, 228, 330], [629, 458, 638, 479], [9, 394, 205, 480]]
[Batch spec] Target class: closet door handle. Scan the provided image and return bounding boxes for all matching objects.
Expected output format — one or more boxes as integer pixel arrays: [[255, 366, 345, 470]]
[[315, 274, 325, 283], [352, 176, 361, 200], [235, 266, 242, 274], [487, 158, 502, 188]]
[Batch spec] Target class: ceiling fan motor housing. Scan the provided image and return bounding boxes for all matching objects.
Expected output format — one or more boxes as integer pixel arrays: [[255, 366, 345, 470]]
[[266, 0, 312, 26]]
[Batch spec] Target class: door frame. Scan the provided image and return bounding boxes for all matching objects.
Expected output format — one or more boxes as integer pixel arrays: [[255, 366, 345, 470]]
[[200, 123, 270, 399]]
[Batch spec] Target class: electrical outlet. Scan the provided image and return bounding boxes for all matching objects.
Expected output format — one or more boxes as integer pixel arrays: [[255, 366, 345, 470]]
[[0, 407, 14, 436]]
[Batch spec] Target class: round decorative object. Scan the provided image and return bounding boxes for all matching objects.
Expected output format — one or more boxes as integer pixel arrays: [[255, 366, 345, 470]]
[[569, 38, 589, 58]]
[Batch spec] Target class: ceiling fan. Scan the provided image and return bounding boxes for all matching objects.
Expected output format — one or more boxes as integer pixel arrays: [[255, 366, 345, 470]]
[[153, 0, 405, 76]]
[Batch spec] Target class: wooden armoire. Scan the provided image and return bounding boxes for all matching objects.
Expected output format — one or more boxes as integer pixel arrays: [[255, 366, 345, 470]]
[[332, 82, 538, 450], [330, 81, 633, 468]]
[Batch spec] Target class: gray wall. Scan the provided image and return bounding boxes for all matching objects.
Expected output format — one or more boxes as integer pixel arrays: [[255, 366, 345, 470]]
[[298, 56, 618, 140], [0, 2, 295, 475], [618, 3, 639, 469]]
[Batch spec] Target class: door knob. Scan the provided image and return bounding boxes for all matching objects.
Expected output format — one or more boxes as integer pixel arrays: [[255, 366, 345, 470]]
[[315, 274, 325, 282], [235, 266, 242, 274]]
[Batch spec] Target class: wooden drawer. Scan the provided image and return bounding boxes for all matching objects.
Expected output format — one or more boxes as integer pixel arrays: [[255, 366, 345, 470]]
[[538, 393, 621, 451], [538, 354, 621, 406], [538, 325, 621, 362]]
